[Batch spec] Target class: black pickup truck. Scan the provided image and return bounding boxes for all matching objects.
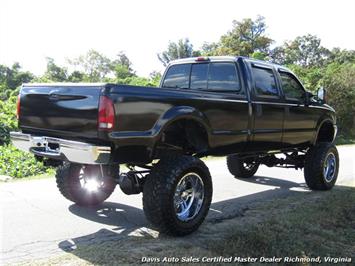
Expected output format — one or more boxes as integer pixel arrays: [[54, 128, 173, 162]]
[[11, 56, 338, 236]]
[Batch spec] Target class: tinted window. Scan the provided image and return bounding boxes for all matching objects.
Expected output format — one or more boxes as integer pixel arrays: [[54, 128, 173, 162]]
[[190, 63, 208, 90], [162, 64, 190, 89], [252, 66, 278, 97], [280, 72, 304, 100], [208, 63, 241, 92]]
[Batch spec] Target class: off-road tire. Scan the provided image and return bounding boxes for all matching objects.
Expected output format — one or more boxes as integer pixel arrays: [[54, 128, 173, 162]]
[[304, 142, 339, 190], [227, 154, 259, 178], [56, 163, 116, 206], [143, 155, 212, 236]]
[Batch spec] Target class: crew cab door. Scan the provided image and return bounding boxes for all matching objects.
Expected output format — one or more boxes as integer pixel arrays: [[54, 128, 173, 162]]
[[187, 61, 249, 150], [248, 62, 284, 151], [277, 69, 318, 146]]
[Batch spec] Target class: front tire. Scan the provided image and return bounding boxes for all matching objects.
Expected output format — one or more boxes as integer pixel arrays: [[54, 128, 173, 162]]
[[227, 155, 259, 178], [304, 142, 339, 190], [143, 155, 212, 236], [56, 163, 116, 206]]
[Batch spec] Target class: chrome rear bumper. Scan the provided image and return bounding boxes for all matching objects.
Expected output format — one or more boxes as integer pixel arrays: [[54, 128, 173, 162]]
[[10, 132, 111, 164]]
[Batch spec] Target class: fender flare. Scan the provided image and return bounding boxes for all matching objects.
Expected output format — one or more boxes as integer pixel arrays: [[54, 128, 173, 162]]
[[312, 117, 336, 145], [151, 106, 211, 144]]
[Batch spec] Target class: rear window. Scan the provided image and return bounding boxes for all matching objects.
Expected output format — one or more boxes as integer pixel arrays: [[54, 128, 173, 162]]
[[208, 63, 240, 91], [162, 64, 190, 89], [190, 63, 208, 90], [162, 61, 243, 95]]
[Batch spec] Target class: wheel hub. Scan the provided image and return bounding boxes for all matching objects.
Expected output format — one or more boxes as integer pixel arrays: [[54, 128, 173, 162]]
[[79, 166, 105, 193], [174, 172, 204, 222], [324, 152, 336, 183]]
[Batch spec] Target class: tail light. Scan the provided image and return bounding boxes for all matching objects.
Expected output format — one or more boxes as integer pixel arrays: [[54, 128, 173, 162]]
[[16, 94, 21, 120], [98, 96, 115, 130]]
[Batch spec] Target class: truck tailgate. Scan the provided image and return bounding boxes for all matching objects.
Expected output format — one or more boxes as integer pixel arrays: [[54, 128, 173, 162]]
[[19, 84, 103, 140]]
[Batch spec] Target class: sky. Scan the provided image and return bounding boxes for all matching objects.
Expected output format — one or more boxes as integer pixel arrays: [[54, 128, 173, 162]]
[[0, 0, 354, 77]]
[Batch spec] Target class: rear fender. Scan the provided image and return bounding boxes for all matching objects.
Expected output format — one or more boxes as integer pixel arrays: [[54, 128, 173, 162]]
[[153, 106, 211, 144]]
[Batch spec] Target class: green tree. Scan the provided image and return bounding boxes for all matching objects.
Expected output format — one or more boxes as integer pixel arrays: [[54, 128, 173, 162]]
[[201, 42, 219, 56], [67, 71, 86, 82], [271, 35, 330, 67], [149, 71, 162, 86], [322, 63, 355, 138], [112, 52, 136, 80], [68, 50, 113, 82], [0, 63, 33, 90], [211, 16, 273, 56], [288, 65, 324, 91], [158, 38, 201, 66], [43, 57, 68, 82], [326, 48, 355, 65]]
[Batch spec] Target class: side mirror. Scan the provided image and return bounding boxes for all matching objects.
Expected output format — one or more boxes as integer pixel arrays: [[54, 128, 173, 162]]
[[303, 91, 314, 106], [317, 87, 327, 103]]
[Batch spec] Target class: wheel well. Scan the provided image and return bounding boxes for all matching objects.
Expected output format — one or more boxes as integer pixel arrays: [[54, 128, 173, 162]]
[[158, 119, 209, 154], [316, 121, 335, 143]]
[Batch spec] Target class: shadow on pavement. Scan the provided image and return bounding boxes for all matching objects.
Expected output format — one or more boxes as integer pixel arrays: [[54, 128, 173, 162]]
[[58, 175, 312, 262], [242, 175, 308, 189]]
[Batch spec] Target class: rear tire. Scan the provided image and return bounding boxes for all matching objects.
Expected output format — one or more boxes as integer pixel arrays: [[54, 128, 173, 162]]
[[227, 155, 259, 178], [304, 142, 339, 190], [56, 163, 116, 206], [142, 155, 212, 236]]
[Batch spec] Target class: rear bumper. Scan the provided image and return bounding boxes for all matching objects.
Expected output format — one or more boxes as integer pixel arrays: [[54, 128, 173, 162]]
[[10, 132, 111, 164]]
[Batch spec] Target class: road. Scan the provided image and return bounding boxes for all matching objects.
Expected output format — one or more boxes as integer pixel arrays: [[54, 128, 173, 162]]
[[1, 145, 354, 264]]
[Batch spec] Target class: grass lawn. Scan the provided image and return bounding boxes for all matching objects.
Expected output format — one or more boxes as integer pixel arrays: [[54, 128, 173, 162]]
[[15, 185, 355, 266]]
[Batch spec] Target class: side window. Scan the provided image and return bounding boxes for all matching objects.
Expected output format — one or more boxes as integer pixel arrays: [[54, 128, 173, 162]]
[[252, 66, 278, 97], [162, 64, 190, 89], [190, 63, 208, 90], [208, 63, 242, 93], [279, 72, 304, 100]]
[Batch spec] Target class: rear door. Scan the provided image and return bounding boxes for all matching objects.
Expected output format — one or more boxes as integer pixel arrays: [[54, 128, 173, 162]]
[[19, 84, 103, 140], [248, 62, 284, 151], [192, 61, 249, 149]]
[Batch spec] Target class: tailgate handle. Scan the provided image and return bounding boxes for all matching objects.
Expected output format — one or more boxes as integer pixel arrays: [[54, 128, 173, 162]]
[[48, 90, 87, 101], [49, 89, 62, 100]]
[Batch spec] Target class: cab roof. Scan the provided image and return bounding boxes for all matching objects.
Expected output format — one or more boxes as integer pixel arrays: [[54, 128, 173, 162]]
[[169, 56, 289, 72]]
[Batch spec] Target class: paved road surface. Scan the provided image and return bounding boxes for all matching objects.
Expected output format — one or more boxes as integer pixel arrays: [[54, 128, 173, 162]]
[[1, 145, 354, 264]]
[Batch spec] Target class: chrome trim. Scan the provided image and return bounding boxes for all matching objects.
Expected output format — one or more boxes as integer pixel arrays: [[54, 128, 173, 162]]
[[22, 82, 106, 87], [253, 101, 300, 107], [203, 98, 248, 103], [308, 105, 333, 111], [10, 132, 111, 164]]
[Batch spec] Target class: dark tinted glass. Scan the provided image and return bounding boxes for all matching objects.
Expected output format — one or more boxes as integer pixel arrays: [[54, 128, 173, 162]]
[[162, 64, 190, 89], [252, 67, 278, 97], [280, 72, 304, 100], [191, 63, 208, 90], [208, 63, 240, 91]]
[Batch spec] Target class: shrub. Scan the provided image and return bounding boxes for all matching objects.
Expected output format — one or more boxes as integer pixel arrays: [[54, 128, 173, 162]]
[[0, 92, 18, 145], [0, 144, 51, 178], [0, 88, 51, 178]]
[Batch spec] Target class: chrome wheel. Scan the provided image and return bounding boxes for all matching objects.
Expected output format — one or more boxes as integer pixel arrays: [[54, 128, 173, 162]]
[[56, 163, 116, 206], [324, 152, 336, 183], [174, 172, 205, 222], [79, 166, 105, 193], [243, 162, 256, 171]]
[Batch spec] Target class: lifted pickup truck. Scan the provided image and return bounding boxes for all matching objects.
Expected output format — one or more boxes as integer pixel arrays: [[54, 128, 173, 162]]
[[11, 56, 338, 236]]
